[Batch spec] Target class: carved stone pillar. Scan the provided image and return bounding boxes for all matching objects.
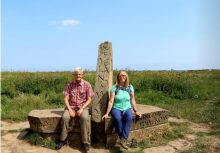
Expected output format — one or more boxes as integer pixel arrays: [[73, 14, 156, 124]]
[[91, 41, 113, 144]]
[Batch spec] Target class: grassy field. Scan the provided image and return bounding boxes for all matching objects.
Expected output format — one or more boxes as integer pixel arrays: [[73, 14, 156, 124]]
[[1, 70, 220, 129]]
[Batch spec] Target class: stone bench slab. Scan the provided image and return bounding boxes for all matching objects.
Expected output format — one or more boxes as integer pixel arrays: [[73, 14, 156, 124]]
[[106, 123, 169, 146], [105, 104, 168, 134], [28, 108, 90, 133], [28, 104, 169, 146], [28, 105, 168, 134]]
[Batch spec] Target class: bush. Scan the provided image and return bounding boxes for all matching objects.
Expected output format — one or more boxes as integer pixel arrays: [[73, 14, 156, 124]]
[[1, 80, 18, 98], [151, 77, 194, 99], [14, 77, 69, 95], [1, 94, 54, 121], [41, 91, 64, 106], [25, 131, 56, 149]]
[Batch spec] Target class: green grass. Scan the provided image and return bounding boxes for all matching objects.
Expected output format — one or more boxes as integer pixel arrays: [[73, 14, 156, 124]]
[[122, 122, 192, 153], [1, 94, 62, 121], [181, 139, 209, 153], [105, 121, 192, 153], [196, 130, 220, 137], [25, 131, 56, 149], [1, 70, 220, 129], [1, 70, 220, 153]]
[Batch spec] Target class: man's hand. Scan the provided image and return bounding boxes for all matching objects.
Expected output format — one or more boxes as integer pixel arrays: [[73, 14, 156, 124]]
[[69, 109, 76, 117], [76, 108, 84, 116]]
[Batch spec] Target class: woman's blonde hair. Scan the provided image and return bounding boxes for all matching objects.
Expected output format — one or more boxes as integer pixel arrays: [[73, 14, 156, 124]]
[[116, 71, 129, 87]]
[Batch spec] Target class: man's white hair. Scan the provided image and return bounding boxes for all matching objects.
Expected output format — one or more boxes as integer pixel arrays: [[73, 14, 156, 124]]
[[73, 67, 83, 73]]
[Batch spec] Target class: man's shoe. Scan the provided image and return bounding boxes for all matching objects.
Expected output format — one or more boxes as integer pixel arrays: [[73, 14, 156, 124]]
[[83, 143, 90, 152], [55, 139, 69, 150]]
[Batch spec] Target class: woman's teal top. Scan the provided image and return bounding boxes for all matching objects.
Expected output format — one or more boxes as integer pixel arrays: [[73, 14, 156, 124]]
[[111, 84, 134, 111]]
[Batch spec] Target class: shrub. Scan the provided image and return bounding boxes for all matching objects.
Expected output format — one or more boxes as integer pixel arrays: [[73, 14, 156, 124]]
[[40, 91, 64, 106], [1, 94, 53, 121], [151, 77, 194, 99], [13, 76, 69, 95], [1, 80, 18, 98], [25, 131, 56, 149]]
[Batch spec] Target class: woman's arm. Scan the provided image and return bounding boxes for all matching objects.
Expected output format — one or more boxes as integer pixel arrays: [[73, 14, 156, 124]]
[[102, 92, 115, 120], [130, 93, 141, 117]]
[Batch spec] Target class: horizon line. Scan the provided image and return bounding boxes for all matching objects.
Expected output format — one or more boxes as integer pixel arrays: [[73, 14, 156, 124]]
[[1, 68, 220, 73]]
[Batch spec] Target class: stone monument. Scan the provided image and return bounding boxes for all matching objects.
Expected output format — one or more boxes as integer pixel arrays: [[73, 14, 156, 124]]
[[91, 41, 113, 144], [28, 41, 170, 148], [91, 41, 113, 122]]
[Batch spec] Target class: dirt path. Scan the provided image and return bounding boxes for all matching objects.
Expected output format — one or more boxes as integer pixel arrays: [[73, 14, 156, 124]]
[[1, 121, 56, 153], [1, 118, 220, 153], [143, 118, 220, 153], [0, 121, 112, 153]]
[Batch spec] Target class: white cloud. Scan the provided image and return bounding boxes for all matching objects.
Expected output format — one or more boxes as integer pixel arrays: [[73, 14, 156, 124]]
[[48, 19, 80, 30], [62, 19, 80, 26]]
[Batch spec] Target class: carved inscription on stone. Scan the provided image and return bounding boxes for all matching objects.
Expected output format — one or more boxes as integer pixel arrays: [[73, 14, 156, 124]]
[[133, 111, 168, 129], [105, 109, 168, 134], [91, 41, 113, 123], [106, 123, 169, 146]]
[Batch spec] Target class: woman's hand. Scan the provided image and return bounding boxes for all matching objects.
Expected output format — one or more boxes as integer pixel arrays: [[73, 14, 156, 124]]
[[102, 114, 109, 121], [135, 111, 142, 118]]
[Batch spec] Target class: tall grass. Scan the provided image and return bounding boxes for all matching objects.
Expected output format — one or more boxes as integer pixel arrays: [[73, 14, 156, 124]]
[[1, 70, 220, 127], [1, 94, 60, 121]]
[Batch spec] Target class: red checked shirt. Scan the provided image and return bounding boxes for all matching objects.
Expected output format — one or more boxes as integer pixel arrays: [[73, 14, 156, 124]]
[[63, 80, 94, 107]]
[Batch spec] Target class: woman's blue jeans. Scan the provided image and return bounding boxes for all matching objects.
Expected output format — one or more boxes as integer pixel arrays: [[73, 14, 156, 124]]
[[111, 108, 133, 139]]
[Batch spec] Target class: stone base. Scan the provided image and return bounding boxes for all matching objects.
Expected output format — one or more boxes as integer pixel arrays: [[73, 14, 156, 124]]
[[28, 108, 90, 133], [28, 108, 91, 147], [28, 108, 63, 133], [105, 104, 169, 146], [105, 104, 169, 134], [106, 123, 170, 146], [28, 104, 169, 147]]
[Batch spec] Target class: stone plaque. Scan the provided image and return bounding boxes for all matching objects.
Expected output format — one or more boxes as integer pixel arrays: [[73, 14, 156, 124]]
[[106, 123, 170, 146], [105, 104, 168, 133], [91, 41, 113, 123]]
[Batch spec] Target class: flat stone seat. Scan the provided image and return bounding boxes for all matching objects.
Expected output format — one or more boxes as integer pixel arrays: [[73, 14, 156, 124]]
[[105, 104, 168, 133], [28, 108, 90, 133], [28, 104, 169, 146], [28, 108, 92, 147], [105, 104, 169, 146]]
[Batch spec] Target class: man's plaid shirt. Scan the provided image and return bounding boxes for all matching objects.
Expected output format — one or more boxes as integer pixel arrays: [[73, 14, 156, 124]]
[[63, 79, 94, 107]]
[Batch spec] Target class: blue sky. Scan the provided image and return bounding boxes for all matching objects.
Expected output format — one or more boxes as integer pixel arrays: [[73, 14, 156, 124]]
[[2, 0, 220, 71]]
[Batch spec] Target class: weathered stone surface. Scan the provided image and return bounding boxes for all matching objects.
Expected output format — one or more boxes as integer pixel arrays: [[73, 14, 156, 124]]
[[106, 123, 170, 146], [91, 41, 113, 144], [28, 108, 90, 133], [105, 104, 169, 134], [91, 41, 113, 123]]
